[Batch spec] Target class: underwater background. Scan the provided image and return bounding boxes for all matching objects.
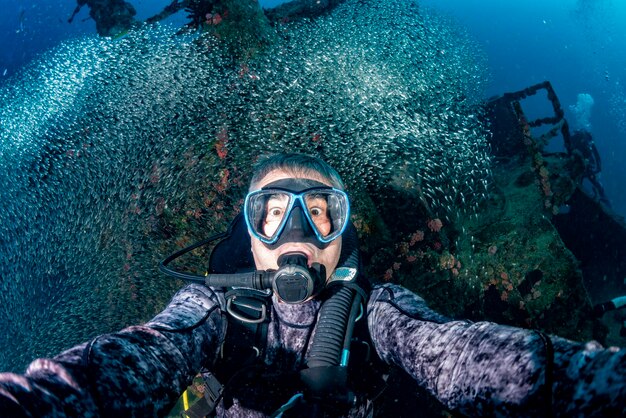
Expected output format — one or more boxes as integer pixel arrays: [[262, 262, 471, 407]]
[[2, 0, 625, 215], [419, 0, 626, 218], [0, 0, 624, 379]]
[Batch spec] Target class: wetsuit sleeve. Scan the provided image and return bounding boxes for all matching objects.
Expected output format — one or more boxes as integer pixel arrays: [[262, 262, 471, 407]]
[[0, 283, 227, 417], [367, 283, 626, 417]]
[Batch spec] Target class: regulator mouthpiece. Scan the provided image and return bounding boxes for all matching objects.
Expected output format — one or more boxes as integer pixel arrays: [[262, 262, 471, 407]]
[[274, 252, 326, 304]]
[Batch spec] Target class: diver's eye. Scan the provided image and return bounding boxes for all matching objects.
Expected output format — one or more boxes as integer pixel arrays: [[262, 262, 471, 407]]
[[265, 193, 289, 223], [268, 207, 284, 218], [263, 205, 285, 237], [309, 207, 323, 216]]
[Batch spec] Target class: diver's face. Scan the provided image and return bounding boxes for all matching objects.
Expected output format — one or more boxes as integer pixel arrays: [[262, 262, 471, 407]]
[[249, 169, 342, 281]]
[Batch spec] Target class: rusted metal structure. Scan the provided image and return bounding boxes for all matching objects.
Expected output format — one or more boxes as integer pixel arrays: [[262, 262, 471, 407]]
[[486, 81, 626, 306]]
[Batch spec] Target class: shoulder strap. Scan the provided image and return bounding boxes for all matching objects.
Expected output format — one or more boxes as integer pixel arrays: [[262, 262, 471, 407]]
[[182, 296, 270, 417], [220, 316, 268, 368], [216, 310, 269, 410]]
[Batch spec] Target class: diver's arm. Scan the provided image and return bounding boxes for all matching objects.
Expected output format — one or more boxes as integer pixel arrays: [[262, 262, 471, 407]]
[[0, 283, 227, 417], [368, 283, 626, 417]]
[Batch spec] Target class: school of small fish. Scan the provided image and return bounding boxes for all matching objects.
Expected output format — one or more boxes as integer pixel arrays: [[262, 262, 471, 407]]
[[0, 0, 491, 371]]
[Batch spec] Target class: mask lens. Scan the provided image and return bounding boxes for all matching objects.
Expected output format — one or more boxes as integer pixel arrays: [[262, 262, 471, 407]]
[[246, 191, 293, 242], [303, 190, 348, 241], [263, 193, 290, 238], [304, 193, 332, 236]]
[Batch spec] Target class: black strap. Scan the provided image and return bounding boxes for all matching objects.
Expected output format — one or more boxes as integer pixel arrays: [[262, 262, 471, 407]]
[[255, 312, 269, 360], [218, 301, 271, 409], [183, 314, 270, 417]]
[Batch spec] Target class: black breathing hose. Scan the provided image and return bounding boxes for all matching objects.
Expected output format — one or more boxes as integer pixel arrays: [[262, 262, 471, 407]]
[[305, 224, 364, 369], [306, 286, 356, 368], [204, 271, 273, 290]]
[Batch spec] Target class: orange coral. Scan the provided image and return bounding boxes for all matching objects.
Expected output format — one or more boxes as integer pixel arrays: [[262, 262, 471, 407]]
[[410, 230, 425, 245], [215, 168, 230, 193], [427, 218, 443, 232], [215, 127, 229, 160]]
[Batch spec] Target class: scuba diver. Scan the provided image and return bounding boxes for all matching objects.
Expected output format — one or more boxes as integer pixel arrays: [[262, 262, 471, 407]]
[[568, 129, 611, 207], [1, 153, 626, 417]]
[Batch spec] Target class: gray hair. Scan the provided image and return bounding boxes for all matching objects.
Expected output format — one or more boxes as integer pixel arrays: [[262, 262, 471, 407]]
[[249, 153, 345, 191]]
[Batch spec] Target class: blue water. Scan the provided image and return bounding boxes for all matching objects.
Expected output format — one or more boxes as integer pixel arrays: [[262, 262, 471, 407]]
[[420, 0, 626, 217], [1, 0, 625, 215]]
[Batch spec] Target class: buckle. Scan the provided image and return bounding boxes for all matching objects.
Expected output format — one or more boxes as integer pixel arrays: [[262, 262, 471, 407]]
[[225, 288, 271, 324]]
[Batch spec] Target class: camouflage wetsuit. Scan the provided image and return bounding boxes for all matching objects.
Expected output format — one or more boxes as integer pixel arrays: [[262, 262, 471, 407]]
[[0, 282, 624, 417]]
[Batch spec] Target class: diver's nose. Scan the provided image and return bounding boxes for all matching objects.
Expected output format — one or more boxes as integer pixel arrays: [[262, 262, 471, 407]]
[[283, 205, 314, 239]]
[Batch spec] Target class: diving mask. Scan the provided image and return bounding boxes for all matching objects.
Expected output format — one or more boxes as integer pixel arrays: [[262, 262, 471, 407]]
[[244, 178, 350, 249]]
